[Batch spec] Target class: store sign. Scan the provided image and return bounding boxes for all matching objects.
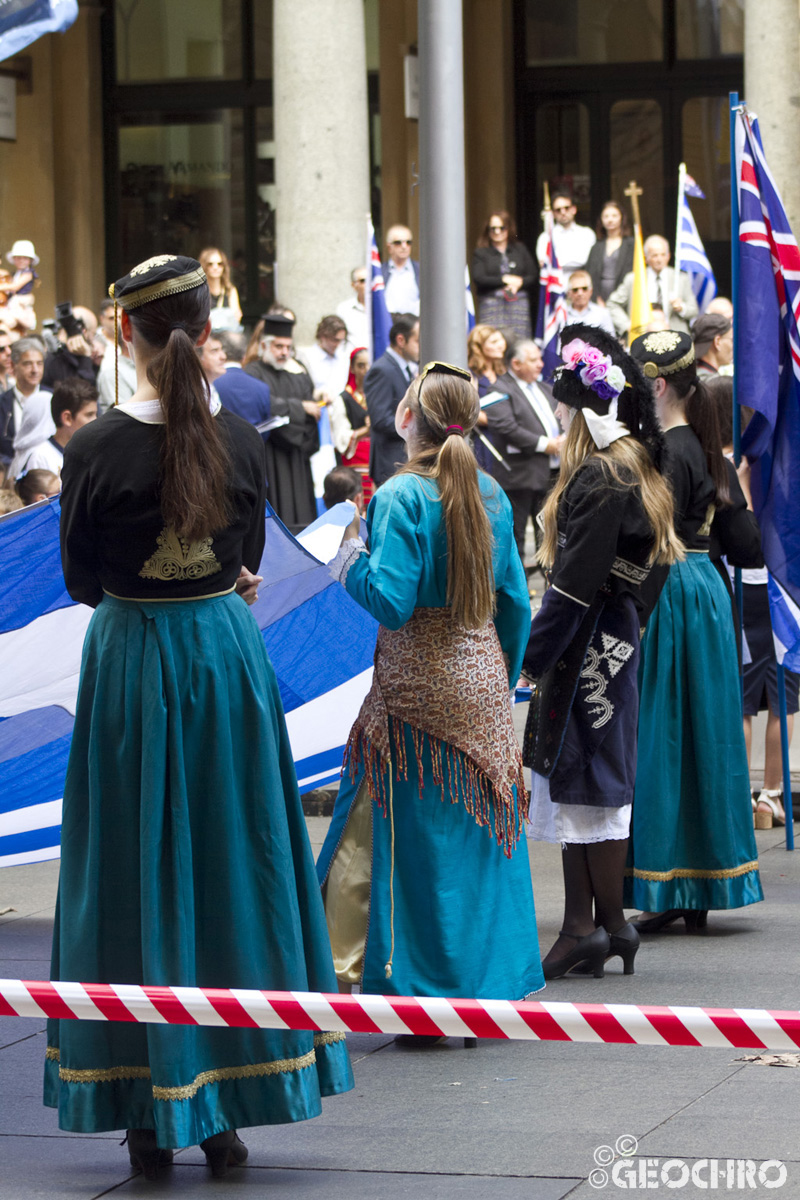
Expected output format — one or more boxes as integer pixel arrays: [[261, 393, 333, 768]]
[[0, 73, 15, 140]]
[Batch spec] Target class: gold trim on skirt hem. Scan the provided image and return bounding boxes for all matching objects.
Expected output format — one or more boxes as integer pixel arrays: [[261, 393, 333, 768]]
[[625, 860, 759, 882], [46, 1031, 345, 1101]]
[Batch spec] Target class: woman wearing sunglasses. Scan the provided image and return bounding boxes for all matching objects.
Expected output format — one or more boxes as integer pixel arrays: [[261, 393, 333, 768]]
[[471, 212, 537, 341], [318, 362, 544, 1034]]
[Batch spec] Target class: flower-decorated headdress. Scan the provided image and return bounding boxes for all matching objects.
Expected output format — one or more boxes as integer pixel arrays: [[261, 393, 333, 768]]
[[553, 323, 665, 469]]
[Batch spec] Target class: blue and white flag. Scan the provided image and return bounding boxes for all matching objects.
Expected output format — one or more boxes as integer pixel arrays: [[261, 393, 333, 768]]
[[676, 177, 717, 313], [465, 266, 476, 333], [0, 499, 378, 868], [735, 107, 800, 649], [366, 218, 392, 363], [0, 0, 77, 62]]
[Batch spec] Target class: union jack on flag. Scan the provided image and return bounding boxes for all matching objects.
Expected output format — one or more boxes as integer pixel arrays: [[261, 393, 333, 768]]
[[534, 210, 568, 380], [735, 107, 800, 670]]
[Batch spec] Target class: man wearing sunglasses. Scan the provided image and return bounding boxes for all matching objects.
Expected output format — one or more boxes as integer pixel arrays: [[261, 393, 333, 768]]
[[383, 225, 420, 317], [535, 191, 596, 274], [564, 270, 615, 335]]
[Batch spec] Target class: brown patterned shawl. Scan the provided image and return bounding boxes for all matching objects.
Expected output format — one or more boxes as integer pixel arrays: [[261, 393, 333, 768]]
[[342, 607, 528, 857]]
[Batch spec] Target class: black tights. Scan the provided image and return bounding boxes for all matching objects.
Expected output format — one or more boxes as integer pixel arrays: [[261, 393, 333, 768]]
[[543, 839, 628, 966]]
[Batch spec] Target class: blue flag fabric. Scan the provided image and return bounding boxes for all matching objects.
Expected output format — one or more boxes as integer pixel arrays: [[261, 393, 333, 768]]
[[0, 0, 77, 61], [367, 221, 392, 361], [0, 499, 378, 868], [534, 212, 567, 381], [735, 108, 800, 657]]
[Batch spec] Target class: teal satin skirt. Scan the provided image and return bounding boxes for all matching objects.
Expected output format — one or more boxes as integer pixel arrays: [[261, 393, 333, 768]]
[[44, 592, 353, 1148], [625, 556, 763, 912]]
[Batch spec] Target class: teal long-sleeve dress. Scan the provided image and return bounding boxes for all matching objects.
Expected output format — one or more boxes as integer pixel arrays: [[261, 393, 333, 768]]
[[316, 471, 544, 999]]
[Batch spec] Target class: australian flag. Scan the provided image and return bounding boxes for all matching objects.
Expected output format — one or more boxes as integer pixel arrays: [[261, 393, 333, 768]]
[[366, 220, 392, 362], [534, 211, 567, 380], [678, 175, 717, 313], [735, 107, 800, 670]]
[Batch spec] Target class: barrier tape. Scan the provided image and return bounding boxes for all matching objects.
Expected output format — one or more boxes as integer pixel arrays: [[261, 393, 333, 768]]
[[2, 980, 799, 1050]]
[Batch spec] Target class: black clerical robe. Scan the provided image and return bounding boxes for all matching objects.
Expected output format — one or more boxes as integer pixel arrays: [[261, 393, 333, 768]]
[[245, 360, 320, 533]]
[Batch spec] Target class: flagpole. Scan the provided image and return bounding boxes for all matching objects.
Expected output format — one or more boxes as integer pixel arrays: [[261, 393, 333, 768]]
[[673, 162, 686, 305], [365, 213, 374, 363]]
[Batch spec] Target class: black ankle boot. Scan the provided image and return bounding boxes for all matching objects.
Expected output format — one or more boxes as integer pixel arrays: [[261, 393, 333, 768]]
[[200, 1129, 248, 1178], [125, 1129, 173, 1181]]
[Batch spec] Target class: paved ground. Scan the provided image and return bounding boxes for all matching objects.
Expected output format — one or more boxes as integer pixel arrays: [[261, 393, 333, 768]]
[[2, 798, 798, 1199]]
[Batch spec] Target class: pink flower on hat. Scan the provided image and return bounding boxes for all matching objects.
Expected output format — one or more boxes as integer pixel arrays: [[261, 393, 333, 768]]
[[581, 345, 606, 368], [561, 339, 587, 367]]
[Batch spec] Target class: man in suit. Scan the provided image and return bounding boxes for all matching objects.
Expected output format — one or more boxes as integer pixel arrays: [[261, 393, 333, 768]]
[[607, 235, 699, 336], [364, 314, 419, 488], [383, 225, 420, 317], [212, 331, 272, 430], [485, 339, 564, 560]]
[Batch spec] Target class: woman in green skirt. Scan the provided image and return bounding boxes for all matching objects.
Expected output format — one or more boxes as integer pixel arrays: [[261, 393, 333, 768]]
[[45, 256, 353, 1179], [625, 331, 763, 929]]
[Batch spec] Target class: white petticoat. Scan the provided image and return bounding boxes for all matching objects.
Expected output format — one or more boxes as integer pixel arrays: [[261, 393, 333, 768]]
[[526, 771, 631, 845]]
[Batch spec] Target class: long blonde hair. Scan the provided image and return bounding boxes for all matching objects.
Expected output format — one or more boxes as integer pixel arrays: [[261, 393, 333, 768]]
[[398, 372, 495, 628], [538, 413, 684, 571]]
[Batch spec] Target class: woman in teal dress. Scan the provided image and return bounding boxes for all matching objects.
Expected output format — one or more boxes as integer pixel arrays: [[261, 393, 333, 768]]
[[317, 363, 544, 1025], [625, 331, 763, 928], [46, 256, 352, 1180]]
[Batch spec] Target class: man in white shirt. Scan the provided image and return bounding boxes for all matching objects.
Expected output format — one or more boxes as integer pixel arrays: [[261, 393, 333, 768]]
[[607, 235, 699, 336], [382, 224, 420, 317], [336, 267, 369, 349], [299, 315, 350, 400], [25, 378, 98, 474], [1, 337, 50, 467], [563, 270, 616, 335], [536, 192, 596, 273], [485, 339, 565, 559]]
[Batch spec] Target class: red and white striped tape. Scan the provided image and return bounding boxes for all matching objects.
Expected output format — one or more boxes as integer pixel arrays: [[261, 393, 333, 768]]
[[2, 979, 799, 1050]]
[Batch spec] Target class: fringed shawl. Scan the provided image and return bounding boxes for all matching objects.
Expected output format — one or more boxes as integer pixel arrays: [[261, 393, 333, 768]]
[[342, 607, 528, 857]]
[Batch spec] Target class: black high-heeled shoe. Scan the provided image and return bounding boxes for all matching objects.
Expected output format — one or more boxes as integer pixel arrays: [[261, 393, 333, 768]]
[[634, 909, 708, 934], [199, 1129, 248, 1178], [542, 927, 611, 980], [572, 921, 641, 976], [125, 1129, 173, 1181]]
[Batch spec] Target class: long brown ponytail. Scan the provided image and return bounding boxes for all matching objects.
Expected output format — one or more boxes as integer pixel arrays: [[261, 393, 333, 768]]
[[128, 285, 232, 541], [397, 373, 495, 629], [665, 364, 731, 507]]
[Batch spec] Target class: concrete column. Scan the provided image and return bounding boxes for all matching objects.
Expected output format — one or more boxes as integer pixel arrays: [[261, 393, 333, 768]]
[[273, 0, 370, 343], [745, 0, 800, 236], [418, 0, 467, 366]]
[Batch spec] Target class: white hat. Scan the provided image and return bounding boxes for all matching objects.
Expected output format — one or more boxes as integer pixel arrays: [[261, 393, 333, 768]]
[[7, 240, 39, 266]]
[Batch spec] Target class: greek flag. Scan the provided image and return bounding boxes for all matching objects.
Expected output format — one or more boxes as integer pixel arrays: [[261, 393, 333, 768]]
[[677, 174, 717, 313], [466, 266, 476, 332], [0, 0, 77, 61], [0, 499, 377, 868]]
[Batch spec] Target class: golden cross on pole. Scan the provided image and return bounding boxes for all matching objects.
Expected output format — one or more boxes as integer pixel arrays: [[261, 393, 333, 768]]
[[540, 181, 552, 227], [624, 179, 644, 232]]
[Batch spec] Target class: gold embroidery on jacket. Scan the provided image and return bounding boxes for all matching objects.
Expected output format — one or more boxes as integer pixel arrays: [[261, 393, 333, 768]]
[[139, 528, 222, 582]]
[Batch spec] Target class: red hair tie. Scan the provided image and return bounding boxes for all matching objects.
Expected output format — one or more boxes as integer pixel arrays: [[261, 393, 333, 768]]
[[445, 425, 464, 435]]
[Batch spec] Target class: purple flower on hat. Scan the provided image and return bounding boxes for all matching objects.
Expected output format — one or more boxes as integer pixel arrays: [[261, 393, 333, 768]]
[[593, 378, 617, 401], [579, 354, 612, 385]]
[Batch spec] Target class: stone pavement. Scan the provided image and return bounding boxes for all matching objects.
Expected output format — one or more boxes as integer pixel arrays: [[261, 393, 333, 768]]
[[2, 809, 798, 1199]]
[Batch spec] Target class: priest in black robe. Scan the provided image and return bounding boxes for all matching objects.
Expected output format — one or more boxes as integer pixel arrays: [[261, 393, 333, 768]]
[[245, 314, 320, 533]]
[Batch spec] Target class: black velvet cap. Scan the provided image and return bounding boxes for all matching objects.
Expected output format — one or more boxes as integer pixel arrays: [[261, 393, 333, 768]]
[[260, 314, 295, 337], [109, 255, 206, 311], [554, 322, 666, 470], [630, 329, 695, 379]]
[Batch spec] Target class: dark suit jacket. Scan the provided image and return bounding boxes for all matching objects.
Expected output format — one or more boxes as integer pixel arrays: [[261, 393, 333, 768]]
[[585, 236, 635, 301], [484, 372, 557, 493], [364, 351, 411, 486], [214, 366, 271, 430]]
